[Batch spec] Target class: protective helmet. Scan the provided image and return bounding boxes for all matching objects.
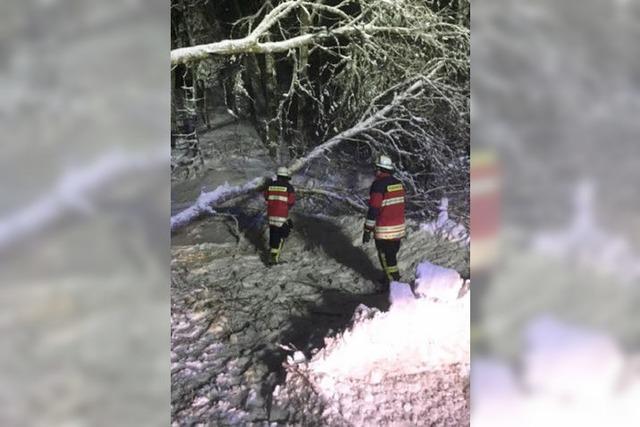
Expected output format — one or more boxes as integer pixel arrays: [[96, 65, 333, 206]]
[[376, 155, 394, 171], [276, 166, 290, 178]]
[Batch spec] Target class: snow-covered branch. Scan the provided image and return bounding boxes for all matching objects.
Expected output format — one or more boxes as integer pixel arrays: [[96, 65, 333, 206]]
[[170, 0, 464, 65], [297, 188, 367, 212], [171, 0, 469, 230], [171, 23, 437, 65]]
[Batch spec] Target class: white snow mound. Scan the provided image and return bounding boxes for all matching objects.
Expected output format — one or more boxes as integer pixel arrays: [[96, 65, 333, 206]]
[[388, 281, 415, 307], [414, 261, 464, 302], [310, 293, 470, 380], [274, 261, 470, 425], [420, 197, 469, 245]]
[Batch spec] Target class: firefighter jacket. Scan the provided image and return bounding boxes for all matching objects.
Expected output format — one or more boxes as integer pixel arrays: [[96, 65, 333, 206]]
[[264, 177, 295, 227], [365, 172, 406, 240]]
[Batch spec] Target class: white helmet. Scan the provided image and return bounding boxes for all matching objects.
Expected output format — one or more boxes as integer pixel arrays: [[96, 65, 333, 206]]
[[376, 155, 394, 171], [276, 166, 290, 177]]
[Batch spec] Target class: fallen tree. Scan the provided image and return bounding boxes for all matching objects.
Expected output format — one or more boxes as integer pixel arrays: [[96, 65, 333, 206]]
[[171, 77, 433, 231], [171, 0, 470, 231]]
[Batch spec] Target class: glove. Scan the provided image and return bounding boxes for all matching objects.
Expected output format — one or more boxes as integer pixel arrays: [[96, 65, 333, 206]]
[[282, 219, 293, 238], [362, 231, 371, 244]]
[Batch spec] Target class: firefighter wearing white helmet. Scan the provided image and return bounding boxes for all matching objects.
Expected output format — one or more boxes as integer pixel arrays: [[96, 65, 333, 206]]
[[263, 166, 295, 265], [376, 155, 394, 170], [363, 154, 406, 289], [277, 166, 290, 177]]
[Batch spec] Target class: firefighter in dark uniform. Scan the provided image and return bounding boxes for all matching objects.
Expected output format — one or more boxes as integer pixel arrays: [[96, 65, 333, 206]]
[[362, 155, 406, 286], [264, 166, 295, 265]]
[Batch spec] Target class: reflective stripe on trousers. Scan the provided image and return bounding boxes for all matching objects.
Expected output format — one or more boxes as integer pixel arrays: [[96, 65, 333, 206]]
[[375, 239, 401, 281], [269, 216, 288, 226], [271, 239, 284, 263]]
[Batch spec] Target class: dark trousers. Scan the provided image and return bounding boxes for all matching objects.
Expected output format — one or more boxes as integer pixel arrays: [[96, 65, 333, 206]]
[[269, 223, 291, 263], [375, 239, 401, 281]]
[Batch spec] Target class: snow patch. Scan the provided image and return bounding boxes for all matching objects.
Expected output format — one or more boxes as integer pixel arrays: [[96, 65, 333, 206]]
[[414, 261, 464, 302], [310, 290, 469, 380], [273, 261, 470, 425], [388, 281, 415, 306], [420, 197, 469, 245]]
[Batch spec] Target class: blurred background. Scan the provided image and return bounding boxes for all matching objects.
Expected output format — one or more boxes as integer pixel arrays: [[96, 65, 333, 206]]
[[0, 0, 169, 425], [472, 0, 640, 424]]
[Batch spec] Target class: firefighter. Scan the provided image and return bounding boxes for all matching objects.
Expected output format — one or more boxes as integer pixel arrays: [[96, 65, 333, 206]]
[[362, 155, 406, 286], [264, 166, 295, 265]]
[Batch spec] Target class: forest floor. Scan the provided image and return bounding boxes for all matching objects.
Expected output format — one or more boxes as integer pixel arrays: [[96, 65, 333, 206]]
[[171, 214, 467, 425], [170, 122, 468, 425]]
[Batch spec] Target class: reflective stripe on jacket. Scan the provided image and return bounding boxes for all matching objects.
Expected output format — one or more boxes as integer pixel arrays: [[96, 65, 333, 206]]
[[365, 172, 405, 240], [264, 178, 295, 227]]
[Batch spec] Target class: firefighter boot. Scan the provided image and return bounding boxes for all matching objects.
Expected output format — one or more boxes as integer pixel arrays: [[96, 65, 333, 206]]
[[386, 263, 400, 282], [268, 239, 285, 266], [268, 252, 279, 266]]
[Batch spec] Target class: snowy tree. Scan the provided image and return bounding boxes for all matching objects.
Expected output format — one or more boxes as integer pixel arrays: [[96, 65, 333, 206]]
[[170, 0, 469, 230]]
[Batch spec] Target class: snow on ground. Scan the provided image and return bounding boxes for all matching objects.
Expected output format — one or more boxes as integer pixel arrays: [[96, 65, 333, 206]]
[[171, 125, 469, 425], [388, 280, 415, 305], [414, 261, 466, 302], [421, 197, 470, 245], [273, 262, 469, 426], [171, 215, 468, 425], [311, 292, 469, 380]]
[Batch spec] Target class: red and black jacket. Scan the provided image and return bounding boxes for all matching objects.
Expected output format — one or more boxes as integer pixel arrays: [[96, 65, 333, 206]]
[[264, 177, 295, 227], [365, 172, 406, 240]]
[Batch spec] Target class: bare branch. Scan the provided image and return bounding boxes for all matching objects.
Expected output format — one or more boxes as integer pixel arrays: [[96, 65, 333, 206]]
[[297, 187, 367, 212]]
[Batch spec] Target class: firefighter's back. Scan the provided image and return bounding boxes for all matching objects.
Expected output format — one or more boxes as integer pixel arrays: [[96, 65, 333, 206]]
[[265, 178, 293, 226], [371, 174, 406, 240]]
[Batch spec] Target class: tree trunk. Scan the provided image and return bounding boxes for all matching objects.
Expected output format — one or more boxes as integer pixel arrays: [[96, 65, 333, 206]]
[[457, 0, 470, 27], [263, 37, 280, 160], [172, 68, 204, 178], [295, 6, 311, 139], [243, 54, 267, 127], [203, 85, 210, 130]]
